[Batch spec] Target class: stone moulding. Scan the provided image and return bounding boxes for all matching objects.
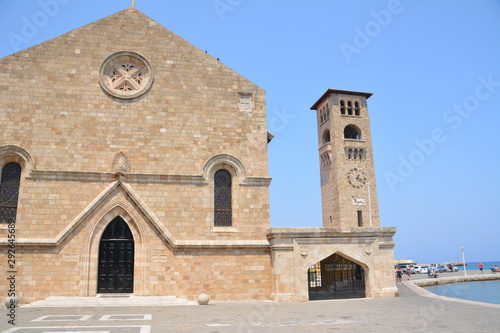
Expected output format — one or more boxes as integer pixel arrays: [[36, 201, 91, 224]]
[[25, 170, 269, 187], [266, 227, 397, 239], [266, 227, 397, 250], [27, 170, 114, 182]]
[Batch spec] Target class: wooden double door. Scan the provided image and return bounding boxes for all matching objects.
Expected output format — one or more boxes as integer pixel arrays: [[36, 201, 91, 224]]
[[97, 217, 134, 293]]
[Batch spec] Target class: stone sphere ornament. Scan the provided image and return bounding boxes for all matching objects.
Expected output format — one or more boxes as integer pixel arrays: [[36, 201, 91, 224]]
[[4, 295, 19, 308], [197, 292, 210, 305]]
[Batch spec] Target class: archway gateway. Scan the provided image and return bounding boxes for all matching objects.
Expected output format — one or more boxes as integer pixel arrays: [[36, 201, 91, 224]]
[[308, 253, 365, 300], [97, 216, 134, 293]]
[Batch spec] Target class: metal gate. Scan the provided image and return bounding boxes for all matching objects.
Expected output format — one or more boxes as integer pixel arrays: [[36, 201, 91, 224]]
[[308, 253, 365, 300], [97, 217, 134, 293]]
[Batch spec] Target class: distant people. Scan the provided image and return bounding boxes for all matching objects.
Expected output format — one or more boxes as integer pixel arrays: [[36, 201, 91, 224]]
[[428, 266, 438, 278], [396, 266, 403, 285], [494, 265, 500, 272], [478, 262, 483, 274], [406, 267, 411, 280]]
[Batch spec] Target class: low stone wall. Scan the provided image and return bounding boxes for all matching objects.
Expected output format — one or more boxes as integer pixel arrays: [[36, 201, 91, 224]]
[[413, 274, 500, 287]]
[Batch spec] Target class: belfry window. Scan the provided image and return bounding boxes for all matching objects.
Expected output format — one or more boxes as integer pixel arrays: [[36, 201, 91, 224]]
[[0, 162, 22, 223], [319, 104, 330, 123], [344, 125, 361, 140], [214, 169, 232, 227], [323, 129, 331, 144], [347, 101, 353, 115], [340, 100, 361, 117]]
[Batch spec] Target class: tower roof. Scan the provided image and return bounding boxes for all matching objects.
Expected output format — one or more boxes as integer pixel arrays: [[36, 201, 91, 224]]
[[310, 89, 373, 110]]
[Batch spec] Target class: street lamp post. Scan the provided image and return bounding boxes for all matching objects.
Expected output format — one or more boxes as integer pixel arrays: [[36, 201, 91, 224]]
[[461, 246, 467, 276]]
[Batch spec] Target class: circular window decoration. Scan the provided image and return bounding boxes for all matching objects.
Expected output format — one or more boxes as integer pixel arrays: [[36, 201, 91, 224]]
[[99, 51, 153, 99]]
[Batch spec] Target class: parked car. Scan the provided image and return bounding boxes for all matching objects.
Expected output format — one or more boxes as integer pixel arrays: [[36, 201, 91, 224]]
[[434, 265, 448, 273], [411, 265, 429, 274]]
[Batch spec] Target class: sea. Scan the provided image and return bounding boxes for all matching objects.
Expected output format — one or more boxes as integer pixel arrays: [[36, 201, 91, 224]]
[[424, 261, 500, 305], [454, 261, 500, 272]]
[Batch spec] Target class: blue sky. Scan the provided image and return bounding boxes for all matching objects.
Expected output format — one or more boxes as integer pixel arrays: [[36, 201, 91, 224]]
[[1, 0, 499, 265]]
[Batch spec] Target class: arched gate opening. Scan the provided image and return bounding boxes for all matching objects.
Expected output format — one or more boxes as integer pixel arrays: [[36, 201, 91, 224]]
[[308, 253, 365, 300]]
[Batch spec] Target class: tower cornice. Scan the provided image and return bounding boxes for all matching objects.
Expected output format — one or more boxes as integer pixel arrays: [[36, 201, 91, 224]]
[[310, 89, 373, 110]]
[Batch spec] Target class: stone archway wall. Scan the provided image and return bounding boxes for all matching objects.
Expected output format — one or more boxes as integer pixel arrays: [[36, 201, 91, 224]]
[[267, 227, 398, 302]]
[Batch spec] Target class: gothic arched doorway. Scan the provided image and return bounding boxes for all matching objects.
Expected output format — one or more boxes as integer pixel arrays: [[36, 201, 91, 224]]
[[97, 216, 134, 293], [308, 253, 365, 300]]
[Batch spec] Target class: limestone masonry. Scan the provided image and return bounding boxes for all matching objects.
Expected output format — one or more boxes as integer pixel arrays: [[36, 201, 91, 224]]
[[0, 8, 397, 303]]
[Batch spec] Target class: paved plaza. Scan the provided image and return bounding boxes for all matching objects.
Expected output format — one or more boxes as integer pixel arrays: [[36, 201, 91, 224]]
[[1, 272, 499, 333]]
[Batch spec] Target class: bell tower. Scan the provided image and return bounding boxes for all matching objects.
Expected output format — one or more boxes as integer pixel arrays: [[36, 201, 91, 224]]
[[311, 89, 380, 228]]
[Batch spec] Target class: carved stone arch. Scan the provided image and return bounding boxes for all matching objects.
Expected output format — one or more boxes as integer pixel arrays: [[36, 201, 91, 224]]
[[0, 145, 35, 171], [202, 154, 246, 182], [83, 199, 146, 296], [304, 247, 368, 272]]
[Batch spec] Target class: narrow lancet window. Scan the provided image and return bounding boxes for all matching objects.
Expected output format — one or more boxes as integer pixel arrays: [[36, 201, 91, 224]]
[[214, 169, 232, 227], [0, 162, 22, 223]]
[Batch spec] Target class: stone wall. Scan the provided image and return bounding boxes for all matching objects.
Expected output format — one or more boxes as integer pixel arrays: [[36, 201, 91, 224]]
[[0, 8, 272, 303]]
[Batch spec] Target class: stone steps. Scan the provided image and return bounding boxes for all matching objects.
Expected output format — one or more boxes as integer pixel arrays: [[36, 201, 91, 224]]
[[24, 295, 197, 307]]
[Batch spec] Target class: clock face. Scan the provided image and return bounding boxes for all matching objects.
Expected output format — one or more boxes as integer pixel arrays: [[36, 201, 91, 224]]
[[347, 168, 367, 189]]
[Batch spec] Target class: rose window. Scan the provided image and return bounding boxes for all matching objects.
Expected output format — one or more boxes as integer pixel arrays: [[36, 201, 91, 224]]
[[99, 51, 153, 99]]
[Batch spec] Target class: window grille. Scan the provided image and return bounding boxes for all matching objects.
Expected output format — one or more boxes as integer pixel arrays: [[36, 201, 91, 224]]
[[0, 162, 21, 223], [214, 169, 232, 227]]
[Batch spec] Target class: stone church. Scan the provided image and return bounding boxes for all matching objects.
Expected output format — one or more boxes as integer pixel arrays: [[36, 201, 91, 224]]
[[0, 8, 397, 304]]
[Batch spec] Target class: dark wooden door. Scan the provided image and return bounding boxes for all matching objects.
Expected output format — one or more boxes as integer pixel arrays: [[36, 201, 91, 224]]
[[97, 217, 134, 293]]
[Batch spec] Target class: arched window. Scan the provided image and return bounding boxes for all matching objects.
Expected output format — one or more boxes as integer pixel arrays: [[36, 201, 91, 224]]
[[0, 162, 22, 223], [344, 125, 361, 140], [347, 101, 353, 116], [354, 102, 360, 116], [214, 169, 232, 227], [340, 100, 346, 115], [325, 103, 330, 119], [323, 129, 331, 143]]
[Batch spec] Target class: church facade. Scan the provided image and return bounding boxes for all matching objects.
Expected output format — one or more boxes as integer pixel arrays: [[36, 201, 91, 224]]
[[0, 8, 397, 303]]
